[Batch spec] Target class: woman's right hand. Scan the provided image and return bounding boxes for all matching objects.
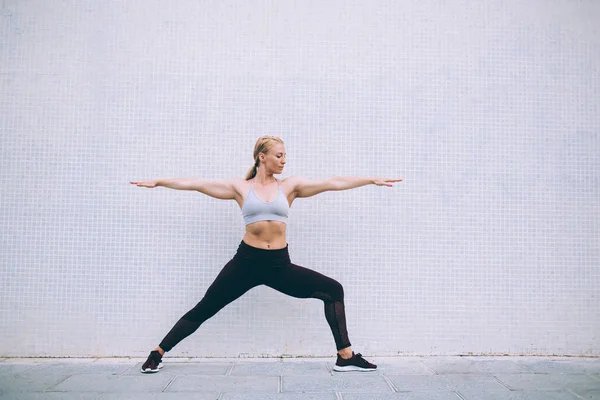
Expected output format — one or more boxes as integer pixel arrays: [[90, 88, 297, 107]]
[[130, 180, 158, 188]]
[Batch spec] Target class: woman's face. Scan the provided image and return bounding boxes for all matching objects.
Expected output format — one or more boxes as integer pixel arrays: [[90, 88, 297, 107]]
[[260, 144, 286, 174]]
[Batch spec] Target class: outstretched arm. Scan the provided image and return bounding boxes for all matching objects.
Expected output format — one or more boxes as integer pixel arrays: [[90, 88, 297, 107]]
[[130, 178, 242, 200], [289, 176, 402, 199]]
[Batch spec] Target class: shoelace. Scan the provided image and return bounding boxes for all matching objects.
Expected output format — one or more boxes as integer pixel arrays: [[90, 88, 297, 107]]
[[353, 353, 370, 366]]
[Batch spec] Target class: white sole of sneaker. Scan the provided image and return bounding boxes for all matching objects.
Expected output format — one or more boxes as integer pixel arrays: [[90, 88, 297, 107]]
[[333, 365, 377, 372], [141, 362, 163, 373]]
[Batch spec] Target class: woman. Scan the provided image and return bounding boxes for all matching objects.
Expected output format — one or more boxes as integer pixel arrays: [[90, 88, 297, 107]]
[[130, 136, 402, 373]]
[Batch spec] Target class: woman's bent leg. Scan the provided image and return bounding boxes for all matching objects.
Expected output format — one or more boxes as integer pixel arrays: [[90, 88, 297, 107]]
[[158, 256, 259, 352], [264, 263, 352, 351]]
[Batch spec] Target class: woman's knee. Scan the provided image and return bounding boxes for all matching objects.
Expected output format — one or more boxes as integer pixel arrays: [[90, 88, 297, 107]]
[[309, 279, 344, 302], [329, 279, 345, 302]]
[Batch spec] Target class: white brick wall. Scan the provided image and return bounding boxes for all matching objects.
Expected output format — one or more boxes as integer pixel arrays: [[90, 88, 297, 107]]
[[1, 0, 598, 357]]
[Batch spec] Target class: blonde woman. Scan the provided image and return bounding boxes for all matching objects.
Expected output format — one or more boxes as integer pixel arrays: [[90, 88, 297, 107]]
[[131, 136, 402, 373]]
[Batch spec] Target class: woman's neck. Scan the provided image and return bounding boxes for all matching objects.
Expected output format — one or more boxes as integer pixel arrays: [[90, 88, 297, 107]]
[[254, 171, 276, 186]]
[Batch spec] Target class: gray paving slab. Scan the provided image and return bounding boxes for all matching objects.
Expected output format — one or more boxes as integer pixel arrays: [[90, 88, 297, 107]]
[[27, 362, 133, 376], [0, 364, 39, 376], [166, 375, 279, 393], [1, 358, 92, 365], [98, 393, 220, 400], [0, 394, 101, 400], [570, 388, 600, 399], [422, 357, 531, 374], [457, 388, 581, 400], [222, 394, 337, 400], [0, 371, 73, 393], [387, 374, 507, 392], [492, 373, 600, 391], [125, 362, 231, 376], [368, 358, 433, 375], [515, 358, 600, 375], [50, 373, 175, 392], [282, 374, 392, 393], [1, 356, 600, 399], [342, 391, 461, 399], [231, 360, 330, 376]]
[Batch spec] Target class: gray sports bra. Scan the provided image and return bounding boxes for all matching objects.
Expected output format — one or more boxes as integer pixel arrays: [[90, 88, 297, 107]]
[[241, 179, 289, 226]]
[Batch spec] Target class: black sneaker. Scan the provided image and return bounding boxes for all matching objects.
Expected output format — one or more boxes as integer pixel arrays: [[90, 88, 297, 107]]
[[141, 350, 163, 373], [333, 352, 377, 372]]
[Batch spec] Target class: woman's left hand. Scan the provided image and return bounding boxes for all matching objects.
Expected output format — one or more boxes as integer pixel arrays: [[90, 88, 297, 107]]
[[373, 178, 403, 187]]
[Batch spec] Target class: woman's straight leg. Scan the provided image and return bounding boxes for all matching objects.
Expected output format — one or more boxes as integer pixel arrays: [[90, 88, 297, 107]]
[[158, 255, 261, 352], [263, 263, 352, 351]]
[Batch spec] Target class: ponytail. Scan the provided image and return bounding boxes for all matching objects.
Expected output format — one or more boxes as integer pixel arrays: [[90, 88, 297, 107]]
[[245, 162, 258, 180]]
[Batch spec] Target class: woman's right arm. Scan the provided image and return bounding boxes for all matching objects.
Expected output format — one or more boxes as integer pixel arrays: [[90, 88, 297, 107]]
[[130, 178, 242, 200]]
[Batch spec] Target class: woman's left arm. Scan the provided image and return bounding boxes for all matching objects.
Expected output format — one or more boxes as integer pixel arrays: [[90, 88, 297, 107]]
[[331, 176, 403, 189], [288, 176, 402, 199]]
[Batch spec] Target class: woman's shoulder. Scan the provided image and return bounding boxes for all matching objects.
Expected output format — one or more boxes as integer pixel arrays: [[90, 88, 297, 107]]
[[281, 176, 311, 186], [280, 176, 299, 187], [281, 176, 303, 183], [229, 177, 251, 193], [280, 176, 312, 194]]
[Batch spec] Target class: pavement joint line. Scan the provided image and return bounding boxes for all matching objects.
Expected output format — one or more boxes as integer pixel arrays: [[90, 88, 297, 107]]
[[382, 374, 399, 392], [420, 359, 438, 375], [326, 361, 333, 375], [567, 388, 587, 399], [13, 364, 39, 376], [489, 374, 513, 391], [162, 376, 177, 392], [225, 363, 235, 376], [121, 362, 138, 375], [454, 390, 468, 400], [46, 373, 73, 391]]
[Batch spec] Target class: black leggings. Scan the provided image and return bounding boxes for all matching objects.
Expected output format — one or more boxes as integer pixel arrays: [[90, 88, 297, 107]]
[[158, 240, 352, 352]]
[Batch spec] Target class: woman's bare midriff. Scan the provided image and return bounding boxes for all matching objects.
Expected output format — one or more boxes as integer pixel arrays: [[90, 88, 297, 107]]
[[242, 220, 287, 249]]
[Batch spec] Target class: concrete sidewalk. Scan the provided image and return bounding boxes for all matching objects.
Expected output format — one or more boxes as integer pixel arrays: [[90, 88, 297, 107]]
[[1, 356, 599, 399]]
